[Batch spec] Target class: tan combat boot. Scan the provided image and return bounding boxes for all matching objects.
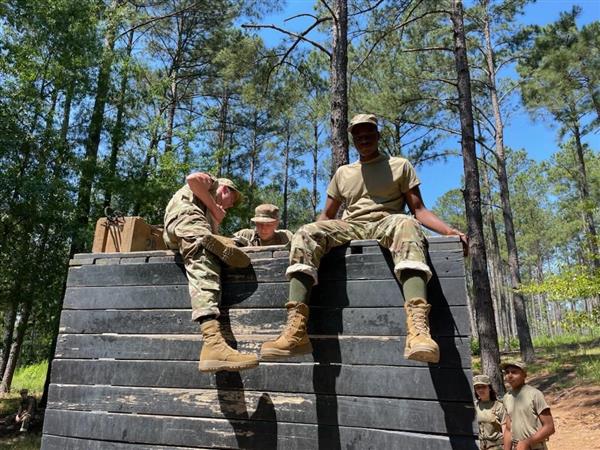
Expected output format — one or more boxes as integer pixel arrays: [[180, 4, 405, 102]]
[[201, 234, 250, 268], [404, 297, 440, 363], [260, 301, 312, 359], [198, 320, 259, 372]]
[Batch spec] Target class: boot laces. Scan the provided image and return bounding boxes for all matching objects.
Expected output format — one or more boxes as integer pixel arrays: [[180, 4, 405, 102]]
[[282, 307, 302, 337], [411, 308, 430, 335]]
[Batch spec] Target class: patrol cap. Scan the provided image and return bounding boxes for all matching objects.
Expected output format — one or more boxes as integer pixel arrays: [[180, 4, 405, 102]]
[[501, 359, 527, 373], [251, 204, 280, 223], [348, 113, 378, 133], [217, 178, 243, 206], [473, 374, 491, 386]]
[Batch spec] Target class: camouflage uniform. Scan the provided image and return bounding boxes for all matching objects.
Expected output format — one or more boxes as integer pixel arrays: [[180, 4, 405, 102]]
[[163, 178, 225, 320], [234, 228, 293, 247], [286, 153, 431, 285]]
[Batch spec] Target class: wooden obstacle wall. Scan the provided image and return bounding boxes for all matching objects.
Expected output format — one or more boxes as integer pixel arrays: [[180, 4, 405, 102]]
[[41, 236, 478, 449]]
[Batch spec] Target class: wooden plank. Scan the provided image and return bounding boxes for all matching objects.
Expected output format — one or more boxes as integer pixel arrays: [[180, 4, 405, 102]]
[[55, 334, 472, 368], [63, 277, 467, 310], [58, 306, 471, 337], [43, 409, 478, 450], [50, 360, 474, 402], [47, 384, 477, 436], [66, 251, 464, 287], [42, 435, 203, 450]]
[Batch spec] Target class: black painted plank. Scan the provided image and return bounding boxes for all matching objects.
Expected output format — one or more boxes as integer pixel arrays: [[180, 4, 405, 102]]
[[47, 384, 477, 436], [50, 360, 474, 402], [55, 334, 471, 368], [58, 306, 471, 337], [66, 251, 464, 287], [63, 277, 467, 310], [43, 409, 478, 450], [42, 435, 204, 450]]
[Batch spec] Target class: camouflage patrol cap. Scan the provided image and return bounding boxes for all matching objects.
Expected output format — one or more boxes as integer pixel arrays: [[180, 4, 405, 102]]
[[251, 203, 280, 223], [217, 178, 243, 206], [473, 374, 491, 386], [348, 113, 378, 132], [501, 359, 527, 373]]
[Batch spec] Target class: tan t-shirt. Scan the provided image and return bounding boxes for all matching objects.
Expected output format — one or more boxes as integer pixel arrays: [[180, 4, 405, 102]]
[[234, 228, 293, 247], [326, 153, 420, 222], [476, 399, 505, 444], [504, 384, 550, 443]]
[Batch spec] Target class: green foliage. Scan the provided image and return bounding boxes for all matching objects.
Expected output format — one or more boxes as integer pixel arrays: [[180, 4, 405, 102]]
[[10, 362, 48, 394], [519, 268, 600, 302]]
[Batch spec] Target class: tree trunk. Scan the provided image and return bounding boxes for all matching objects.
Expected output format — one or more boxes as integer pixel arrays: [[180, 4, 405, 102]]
[[451, 0, 503, 394], [216, 89, 229, 177], [104, 28, 134, 208], [330, 0, 349, 172], [72, 0, 122, 254], [0, 300, 32, 393], [312, 122, 319, 218], [482, 1, 535, 362], [571, 118, 599, 268], [282, 120, 290, 229], [0, 302, 17, 380]]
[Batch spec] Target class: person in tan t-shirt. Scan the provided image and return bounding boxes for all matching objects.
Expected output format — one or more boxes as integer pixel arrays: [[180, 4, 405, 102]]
[[502, 360, 555, 450], [260, 113, 468, 363], [234, 204, 293, 247]]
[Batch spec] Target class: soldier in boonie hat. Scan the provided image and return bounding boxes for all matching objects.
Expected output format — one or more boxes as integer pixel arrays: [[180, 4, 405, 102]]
[[501, 359, 527, 373], [347, 113, 378, 132], [473, 374, 492, 386], [217, 178, 243, 207], [473, 373, 505, 450], [234, 204, 293, 247]]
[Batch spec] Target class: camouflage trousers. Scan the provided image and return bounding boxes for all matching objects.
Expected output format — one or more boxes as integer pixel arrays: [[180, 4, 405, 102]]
[[286, 214, 431, 285], [163, 209, 221, 321]]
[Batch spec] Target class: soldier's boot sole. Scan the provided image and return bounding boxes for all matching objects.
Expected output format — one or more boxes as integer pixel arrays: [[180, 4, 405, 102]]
[[198, 358, 259, 372], [260, 342, 313, 360], [202, 235, 250, 268], [404, 343, 440, 363]]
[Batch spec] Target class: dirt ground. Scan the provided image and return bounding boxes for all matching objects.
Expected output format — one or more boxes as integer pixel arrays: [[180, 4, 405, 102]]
[[528, 375, 600, 450]]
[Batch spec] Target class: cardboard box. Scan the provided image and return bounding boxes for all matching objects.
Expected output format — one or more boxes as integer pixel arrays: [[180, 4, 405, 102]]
[[92, 216, 168, 253]]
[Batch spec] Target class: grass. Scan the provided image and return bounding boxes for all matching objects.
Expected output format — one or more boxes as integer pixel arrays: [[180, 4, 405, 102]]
[[0, 361, 47, 449], [473, 333, 600, 386]]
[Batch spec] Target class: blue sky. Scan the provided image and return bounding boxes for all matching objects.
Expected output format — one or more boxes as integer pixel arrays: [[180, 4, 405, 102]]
[[248, 0, 600, 209]]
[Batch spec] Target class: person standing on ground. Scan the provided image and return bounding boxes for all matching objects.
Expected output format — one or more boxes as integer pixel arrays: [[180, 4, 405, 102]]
[[260, 113, 468, 363], [474, 374, 506, 450], [234, 203, 293, 247], [163, 172, 258, 372], [502, 360, 555, 450]]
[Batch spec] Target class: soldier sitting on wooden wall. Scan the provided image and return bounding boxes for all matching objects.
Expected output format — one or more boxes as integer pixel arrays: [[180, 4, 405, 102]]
[[163, 172, 259, 373], [234, 203, 293, 247], [260, 113, 469, 364]]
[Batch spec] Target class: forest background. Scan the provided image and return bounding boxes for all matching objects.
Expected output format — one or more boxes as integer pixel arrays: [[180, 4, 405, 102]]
[[0, 0, 598, 405]]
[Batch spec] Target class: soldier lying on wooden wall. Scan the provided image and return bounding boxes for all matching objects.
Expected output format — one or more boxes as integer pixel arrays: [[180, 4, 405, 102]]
[[163, 173, 259, 373], [234, 203, 293, 248], [260, 113, 469, 364]]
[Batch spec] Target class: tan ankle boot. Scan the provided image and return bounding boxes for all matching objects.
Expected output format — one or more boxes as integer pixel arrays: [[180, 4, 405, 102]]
[[260, 302, 312, 360], [199, 320, 259, 372], [201, 235, 250, 268], [404, 297, 440, 363]]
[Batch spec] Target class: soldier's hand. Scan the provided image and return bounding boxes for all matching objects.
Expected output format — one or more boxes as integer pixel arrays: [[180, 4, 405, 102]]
[[211, 205, 226, 225], [515, 441, 530, 450], [449, 229, 468, 257]]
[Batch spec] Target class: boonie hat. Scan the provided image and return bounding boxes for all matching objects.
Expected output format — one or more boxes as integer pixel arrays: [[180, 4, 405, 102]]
[[217, 178, 243, 206], [348, 113, 378, 132], [251, 204, 280, 223], [501, 359, 527, 372], [473, 374, 491, 386]]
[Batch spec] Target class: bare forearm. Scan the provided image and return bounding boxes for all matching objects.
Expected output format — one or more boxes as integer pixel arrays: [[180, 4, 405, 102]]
[[414, 209, 459, 235], [186, 173, 218, 214], [524, 423, 555, 446], [503, 428, 512, 450]]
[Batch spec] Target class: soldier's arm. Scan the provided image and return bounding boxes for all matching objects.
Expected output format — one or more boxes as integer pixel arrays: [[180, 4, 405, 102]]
[[503, 415, 513, 450], [186, 172, 222, 219], [405, 186, 468, 255], [519, 409, 554, 449], [317, 196, 342, 221]]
